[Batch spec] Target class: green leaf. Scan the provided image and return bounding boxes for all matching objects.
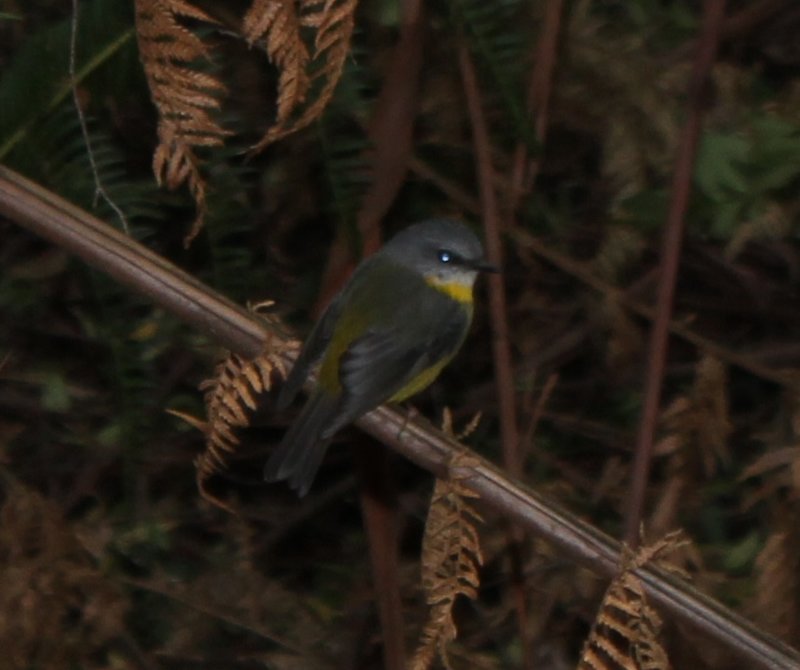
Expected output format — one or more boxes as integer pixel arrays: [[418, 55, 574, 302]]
[[617, 188, 670, 232], [41, 371, 71, 412], [722, 531, 761, 573], [694, 131, 749, 201]]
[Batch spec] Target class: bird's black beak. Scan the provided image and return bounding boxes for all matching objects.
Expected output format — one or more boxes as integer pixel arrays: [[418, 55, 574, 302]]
[[474, 259, 500, 273]]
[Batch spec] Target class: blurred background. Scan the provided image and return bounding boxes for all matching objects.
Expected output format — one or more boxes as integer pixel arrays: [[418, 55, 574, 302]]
[[2, 1, 800, 667]]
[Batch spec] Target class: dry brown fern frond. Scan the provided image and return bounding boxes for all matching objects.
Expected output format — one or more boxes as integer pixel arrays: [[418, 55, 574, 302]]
[[658, 355, 731, 476], [131, 514, 333, 666], [648, 357, 731, 536], [134, 0, 232, 244], [577, 531, 687, 670], [602, 296, 644, 372], [564, 7, 685, 212], [740, 445, 800, 508], [592, 225, 646, 284], [746, 516, 800, 643], [183, 340, 295, 511], [243, 0, 312, 134], [410, 444, 484, 670], [440, 407, 483, 442], [690, 356, 732, 472], [740, 387, 800, 509], [250, 0, 358, 152], [736, 395, 800, 644], [725, 201, 791, 261], [0, 481, 127, 668]]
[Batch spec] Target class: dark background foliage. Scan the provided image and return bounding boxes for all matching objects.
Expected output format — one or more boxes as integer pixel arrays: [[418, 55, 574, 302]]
[[2, 0, 800, 667]]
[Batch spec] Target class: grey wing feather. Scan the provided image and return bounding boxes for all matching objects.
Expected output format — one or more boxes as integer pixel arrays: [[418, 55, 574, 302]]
[[319, 334, 424, 439], [276, 294, 344, 411], [264, 390, 339, 496], [321, 301, 469, 439]]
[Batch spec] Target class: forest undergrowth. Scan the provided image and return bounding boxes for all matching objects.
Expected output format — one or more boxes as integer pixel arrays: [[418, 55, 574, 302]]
[[2, 1, 800, 668]]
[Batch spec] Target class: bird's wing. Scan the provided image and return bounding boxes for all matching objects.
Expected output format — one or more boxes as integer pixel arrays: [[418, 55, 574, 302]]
[[320, 300, 469, 438], [276, 292, 345, 410]]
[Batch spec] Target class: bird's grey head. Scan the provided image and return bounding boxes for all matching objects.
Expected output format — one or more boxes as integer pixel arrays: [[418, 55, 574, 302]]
[[381, 218, 493, 285]]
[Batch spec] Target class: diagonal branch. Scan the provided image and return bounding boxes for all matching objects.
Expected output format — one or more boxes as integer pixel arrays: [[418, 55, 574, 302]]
[[0, 165, 799, 670]]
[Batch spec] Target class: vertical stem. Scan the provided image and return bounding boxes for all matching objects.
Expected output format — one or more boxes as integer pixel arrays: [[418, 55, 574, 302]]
[[458, 47, 519, 479], [348, 3, 426, 667], [355, 441, 406, 670], [460, 40, 530, 667], [623, 0, 727, 547], [510, 0, 565, 208]]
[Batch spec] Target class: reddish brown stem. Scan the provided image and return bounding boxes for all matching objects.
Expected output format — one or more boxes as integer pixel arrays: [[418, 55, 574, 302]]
[[313, 0, 425, 313], [458, 45, 520, 482], [341, 2, 426, 666], [672, 0, 791, 61], [510, 0, 564, 209], [623, 0, 728, 547], [459, 41, 530, 667], [354, 441, 405, 670]]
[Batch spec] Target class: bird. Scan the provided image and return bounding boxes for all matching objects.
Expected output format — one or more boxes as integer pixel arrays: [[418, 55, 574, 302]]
[[265, 218, 496, 496]]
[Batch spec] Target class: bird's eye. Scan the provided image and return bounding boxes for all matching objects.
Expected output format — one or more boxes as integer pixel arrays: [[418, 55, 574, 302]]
[[437, 249, 452, 263]]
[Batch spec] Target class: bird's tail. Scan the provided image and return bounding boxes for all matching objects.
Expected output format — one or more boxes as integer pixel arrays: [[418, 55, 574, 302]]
[[264, 390, 339, 496]]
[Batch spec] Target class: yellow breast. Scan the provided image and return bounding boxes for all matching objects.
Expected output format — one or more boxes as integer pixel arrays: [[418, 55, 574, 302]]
[[424, 276, 474, 304]]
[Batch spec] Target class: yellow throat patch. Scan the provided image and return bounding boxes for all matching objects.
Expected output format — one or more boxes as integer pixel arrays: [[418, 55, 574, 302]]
[[424, 276, 473, 304]]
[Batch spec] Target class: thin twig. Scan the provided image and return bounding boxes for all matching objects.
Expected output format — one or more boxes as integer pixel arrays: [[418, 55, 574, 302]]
[[2, 165, 799, 669], [623, 0, 728, 547], [509, 0, 564, 210], [69, 0, 129, 233], [519, 372, 559, 467], [511, 228, 795, 387]]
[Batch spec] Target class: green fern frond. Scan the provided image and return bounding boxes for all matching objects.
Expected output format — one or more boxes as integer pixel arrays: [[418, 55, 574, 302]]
[[201, 144, 267, 301], [7, 104, 165, 230], [318, 122, 370, 246], [0, 0, 137, 160], [315, 48, 372, 249], [449, 0, 533, 147]]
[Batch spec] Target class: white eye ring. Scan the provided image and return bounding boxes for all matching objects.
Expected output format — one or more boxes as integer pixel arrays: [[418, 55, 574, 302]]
[[438, 250, 452, 263]]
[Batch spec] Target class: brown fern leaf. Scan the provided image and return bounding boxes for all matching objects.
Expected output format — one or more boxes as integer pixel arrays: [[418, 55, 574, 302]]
[[577, 532, 686, 670], [593, 225, 646, 284], [135, 0, 232, 244], [191, 343, 293, 510], [648, 357, 731, 536], [0, 482, 128, 667], [725, 201, 791, 261], [410, 449, 484, 670], [690, 356, 732, 473], [740, 446, 799, 507], [740, 388, 800, 509], [440, 407, 483, 442], [602, 296, 644, 372], [658, 355, 731, 477], [243, 0, 312, 131], [250, 0, 358, 151], [747, 517, 800, 642]]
